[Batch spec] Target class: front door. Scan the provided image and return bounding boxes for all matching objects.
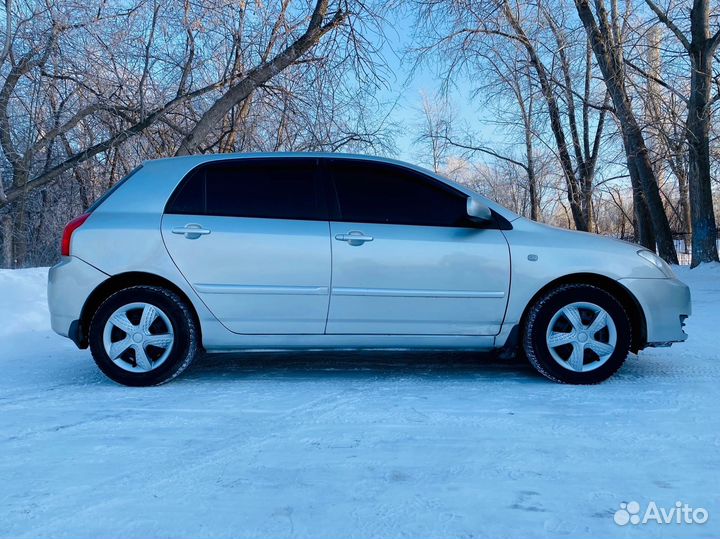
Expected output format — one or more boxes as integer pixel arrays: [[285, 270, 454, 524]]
[[162, 158, 331, 334], [325, 159, 510, 335]]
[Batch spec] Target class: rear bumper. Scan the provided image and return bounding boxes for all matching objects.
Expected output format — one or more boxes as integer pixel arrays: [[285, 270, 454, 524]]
[[47, 256, 108, 344], [619, 277, 691, 346]]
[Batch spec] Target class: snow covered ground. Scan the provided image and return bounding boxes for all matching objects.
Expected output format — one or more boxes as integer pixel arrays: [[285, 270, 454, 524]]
[[1, 266, 718, 538]]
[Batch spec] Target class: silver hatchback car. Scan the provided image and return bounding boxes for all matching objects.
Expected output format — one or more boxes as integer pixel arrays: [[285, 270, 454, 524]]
[[48, 153, 691, 386]]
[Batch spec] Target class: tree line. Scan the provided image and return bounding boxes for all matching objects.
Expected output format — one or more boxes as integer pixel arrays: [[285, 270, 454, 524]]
[[0, 0, 718, 268], [410, 0, 720, 267]]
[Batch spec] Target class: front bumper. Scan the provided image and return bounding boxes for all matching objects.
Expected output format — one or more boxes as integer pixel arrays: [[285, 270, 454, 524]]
[[47, 256, 108, 341], [619, 277, 691, 346]]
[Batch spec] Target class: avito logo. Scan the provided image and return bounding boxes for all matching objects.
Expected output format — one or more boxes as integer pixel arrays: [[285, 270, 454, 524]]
[[614, 501, 709, 526]]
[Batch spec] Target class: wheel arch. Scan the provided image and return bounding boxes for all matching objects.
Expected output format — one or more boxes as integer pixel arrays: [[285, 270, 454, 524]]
[[519, 273, 647, 353], [77, 271, 203, 350]]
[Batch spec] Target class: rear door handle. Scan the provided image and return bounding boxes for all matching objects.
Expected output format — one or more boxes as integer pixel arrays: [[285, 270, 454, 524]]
[[335, 231, 373, 246], [171, 224, 211, 239]]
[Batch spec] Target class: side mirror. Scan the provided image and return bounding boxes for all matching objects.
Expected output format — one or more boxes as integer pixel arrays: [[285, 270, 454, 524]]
[[466, 196, 493, 223]]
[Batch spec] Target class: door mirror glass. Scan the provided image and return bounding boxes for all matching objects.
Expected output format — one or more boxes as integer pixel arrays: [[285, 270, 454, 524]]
[[466, 196, 493, 223]]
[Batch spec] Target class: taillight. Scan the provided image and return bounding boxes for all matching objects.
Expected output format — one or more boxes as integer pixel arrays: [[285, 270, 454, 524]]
[[61, 213, 91, 256]]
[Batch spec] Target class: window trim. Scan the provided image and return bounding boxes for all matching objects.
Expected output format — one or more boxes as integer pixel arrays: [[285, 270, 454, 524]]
[[325, 158, 503, 230], [164, 157, 328, 221]]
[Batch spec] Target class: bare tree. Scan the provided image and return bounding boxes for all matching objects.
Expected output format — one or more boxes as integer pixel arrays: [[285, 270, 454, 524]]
[[573, 0, 678, 263], [0, 0, 388, 268], [409, 0, 613, 232], [638, 27, 691, 237], [415, 93, 455, 173], [643, 0, 719, 265], [174, 0, 346, 155], [494, 0, 590, 230]]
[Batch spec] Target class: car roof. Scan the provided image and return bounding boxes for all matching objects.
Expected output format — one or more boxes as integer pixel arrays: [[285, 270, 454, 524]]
[[148, 152, 429, 172]]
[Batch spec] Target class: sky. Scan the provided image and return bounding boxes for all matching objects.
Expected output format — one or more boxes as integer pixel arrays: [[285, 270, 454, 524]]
[[372, 9, 501, 165]]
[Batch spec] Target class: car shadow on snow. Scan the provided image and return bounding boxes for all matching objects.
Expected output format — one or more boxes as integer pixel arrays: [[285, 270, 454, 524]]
[[181, 350, 544, 383]]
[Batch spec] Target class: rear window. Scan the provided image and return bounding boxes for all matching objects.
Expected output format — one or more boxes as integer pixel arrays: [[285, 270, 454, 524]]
[[165, 159, 324, 220]]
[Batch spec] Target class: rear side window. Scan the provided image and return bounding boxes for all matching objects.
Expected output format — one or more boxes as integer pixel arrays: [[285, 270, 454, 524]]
[[329, 160, 470, 227], [166, 159, 324, 220], [168, 167, 206, 214]]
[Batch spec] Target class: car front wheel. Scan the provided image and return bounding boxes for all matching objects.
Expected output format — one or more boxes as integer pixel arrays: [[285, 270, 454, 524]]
[[88, 285, 199, 386], [522, 284, 632, 384]]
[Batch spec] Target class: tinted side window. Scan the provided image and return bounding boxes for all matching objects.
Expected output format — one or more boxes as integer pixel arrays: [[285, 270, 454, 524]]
[[166, 159, 324, 220], [168, 167, 205, 214], [330, 160, 469, 227]]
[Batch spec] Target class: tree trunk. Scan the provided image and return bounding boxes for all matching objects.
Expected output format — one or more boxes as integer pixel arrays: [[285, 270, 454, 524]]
[[686, 0, 719, 266], [526, 149, 539, 222], [620, 109, 675, 260], [579, 163, 595, 232], [10, 201, 27, 269], [675, 163, 692, 236], [1, 213, 12, 268], [662, 136, 692, 236], [630, 167, 656, 249], [523, 107, 539, 222]]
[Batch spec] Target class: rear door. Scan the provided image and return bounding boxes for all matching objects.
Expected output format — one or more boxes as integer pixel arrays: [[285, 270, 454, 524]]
[[162, 158, 331, 334], [325, 159, 511, 335]]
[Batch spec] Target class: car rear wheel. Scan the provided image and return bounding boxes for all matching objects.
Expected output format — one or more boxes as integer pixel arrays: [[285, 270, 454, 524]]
[[88, 286, 199, 386], [522, 284, 631, 384]]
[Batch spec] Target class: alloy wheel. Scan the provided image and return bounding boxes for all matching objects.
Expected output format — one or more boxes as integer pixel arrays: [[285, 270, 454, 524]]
[[545, 301, 617, 372], [102, 302, 175, 373]]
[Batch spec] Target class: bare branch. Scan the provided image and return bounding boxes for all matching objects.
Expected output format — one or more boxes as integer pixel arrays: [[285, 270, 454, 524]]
[[625, 59, 689, 104]]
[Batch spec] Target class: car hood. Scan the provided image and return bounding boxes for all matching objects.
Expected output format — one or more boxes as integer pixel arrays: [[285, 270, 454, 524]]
[[504, 217, 669, 280]]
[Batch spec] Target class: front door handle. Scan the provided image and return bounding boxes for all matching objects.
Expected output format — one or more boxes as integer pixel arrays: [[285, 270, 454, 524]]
[[335, 231, 373, 246], [171, 223, 211, 239]]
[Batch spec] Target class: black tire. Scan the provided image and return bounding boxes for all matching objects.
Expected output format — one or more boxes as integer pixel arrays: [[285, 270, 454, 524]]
[[89, 286, 199, 386], [522, 284, 631, 384]]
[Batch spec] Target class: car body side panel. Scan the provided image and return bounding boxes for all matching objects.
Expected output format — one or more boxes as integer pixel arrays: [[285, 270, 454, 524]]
[[618, 277, 690, 343], [47, 256, 109, 337], [161, 215, 331, 334], [494, 217, 690, 348], [327, 222, 510, 335], [200, 334, 495, 351], [68, 162, 234, 349]]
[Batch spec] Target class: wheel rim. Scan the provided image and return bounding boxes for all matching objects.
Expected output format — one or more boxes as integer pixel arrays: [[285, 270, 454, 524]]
[[545, 301, 617, 373], [102, 302, 174, 373]]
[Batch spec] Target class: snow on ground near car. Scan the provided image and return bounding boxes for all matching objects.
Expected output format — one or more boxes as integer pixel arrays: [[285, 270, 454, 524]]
[[1, 266, 718, 538]]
